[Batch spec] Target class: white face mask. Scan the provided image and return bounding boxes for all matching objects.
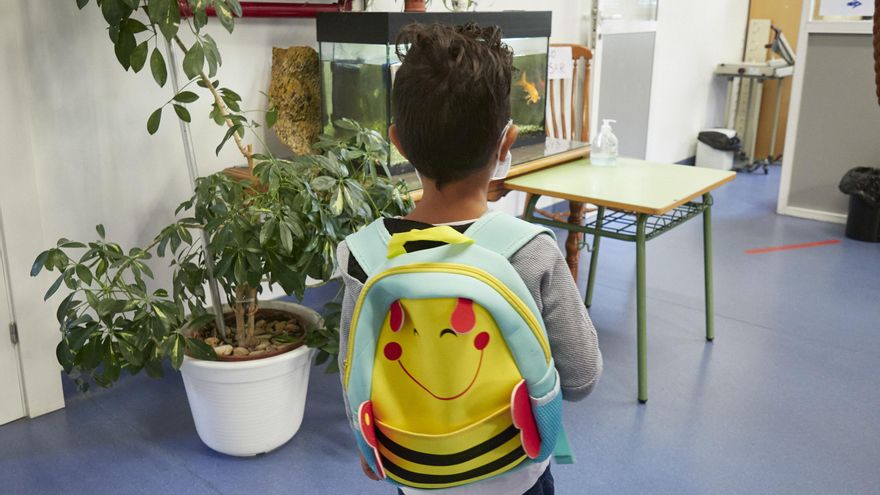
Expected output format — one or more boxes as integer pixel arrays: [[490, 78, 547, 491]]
[[492, 120, 514, 180]]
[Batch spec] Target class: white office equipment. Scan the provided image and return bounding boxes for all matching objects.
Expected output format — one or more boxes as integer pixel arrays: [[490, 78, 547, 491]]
[[715, 23, 795, 173]]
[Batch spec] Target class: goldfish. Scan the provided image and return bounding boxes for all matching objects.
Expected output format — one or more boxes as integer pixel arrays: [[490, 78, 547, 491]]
[[516, 72, 540, 104]]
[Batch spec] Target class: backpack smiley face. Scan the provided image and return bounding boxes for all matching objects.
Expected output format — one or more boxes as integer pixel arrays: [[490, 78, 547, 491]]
[[371, 297, 521, 434]]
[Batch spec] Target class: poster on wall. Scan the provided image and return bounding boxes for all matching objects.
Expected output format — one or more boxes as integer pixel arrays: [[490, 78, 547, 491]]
[[819, 0, 875, 17]]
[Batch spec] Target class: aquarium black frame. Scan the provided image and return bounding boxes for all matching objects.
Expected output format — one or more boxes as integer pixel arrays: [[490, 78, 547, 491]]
[[316, 11, 552, 44], [316, 11, 554, 145], [316, 11, 554, 183]]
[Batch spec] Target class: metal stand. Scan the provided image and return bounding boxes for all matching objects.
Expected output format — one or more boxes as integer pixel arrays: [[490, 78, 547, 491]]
[[723, 75, 789, 174], [717, 25, 794, 174], [742, 77, 759, 167], [742, 77, 786, 174], [758, 78, 786, 172]]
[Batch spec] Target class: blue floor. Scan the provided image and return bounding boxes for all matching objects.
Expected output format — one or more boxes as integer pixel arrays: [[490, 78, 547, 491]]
[[2, 166, 878, 494]]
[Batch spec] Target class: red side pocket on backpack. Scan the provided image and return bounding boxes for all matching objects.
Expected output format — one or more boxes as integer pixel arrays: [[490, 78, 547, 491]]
[[511, 380, 541, 458], [359, 400, 386, 479]]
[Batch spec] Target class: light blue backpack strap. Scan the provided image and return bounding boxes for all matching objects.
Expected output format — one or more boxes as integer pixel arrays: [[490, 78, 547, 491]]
[[553, 425, 575, 464], [466, 212, 555, 258], [344, 218, 392, 277]]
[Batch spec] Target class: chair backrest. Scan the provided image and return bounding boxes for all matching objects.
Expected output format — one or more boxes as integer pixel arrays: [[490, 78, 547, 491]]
[[545, 44, 592, 143]]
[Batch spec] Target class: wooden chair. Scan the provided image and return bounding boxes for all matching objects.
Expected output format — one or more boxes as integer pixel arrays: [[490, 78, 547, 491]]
[[526, 44, 594, 279], [546, 43, 592, 143]]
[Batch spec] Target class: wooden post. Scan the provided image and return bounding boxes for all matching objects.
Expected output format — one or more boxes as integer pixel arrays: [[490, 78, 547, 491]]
[[565, 201, 585, 280]]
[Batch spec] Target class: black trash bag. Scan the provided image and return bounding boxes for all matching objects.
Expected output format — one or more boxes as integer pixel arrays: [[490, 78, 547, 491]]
[[698, 131, 741, 152], [839, 167, 880, 208]]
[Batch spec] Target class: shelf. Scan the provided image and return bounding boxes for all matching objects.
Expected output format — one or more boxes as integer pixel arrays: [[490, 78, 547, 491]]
[[526, 196, 712, 245]]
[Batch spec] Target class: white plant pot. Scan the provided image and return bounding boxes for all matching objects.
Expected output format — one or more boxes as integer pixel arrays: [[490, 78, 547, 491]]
[[180, 300, 320, 456]]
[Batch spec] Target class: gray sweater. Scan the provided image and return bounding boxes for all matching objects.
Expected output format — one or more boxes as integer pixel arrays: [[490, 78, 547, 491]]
[[336, 225, 602, 404]]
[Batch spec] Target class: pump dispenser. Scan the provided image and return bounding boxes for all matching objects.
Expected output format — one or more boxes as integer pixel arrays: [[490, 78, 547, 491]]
[[591, 119, 619, 166]]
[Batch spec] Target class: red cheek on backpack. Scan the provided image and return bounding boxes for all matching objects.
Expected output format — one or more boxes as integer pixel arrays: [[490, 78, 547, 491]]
[[474, 332, 489, 350], [389, 300, 404, 332], [451, 298, 475, 333], [384, 342, 402, 361]]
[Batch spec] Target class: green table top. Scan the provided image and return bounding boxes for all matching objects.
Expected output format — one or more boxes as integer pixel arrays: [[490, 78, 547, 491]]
[[504, 157, 736, 215]]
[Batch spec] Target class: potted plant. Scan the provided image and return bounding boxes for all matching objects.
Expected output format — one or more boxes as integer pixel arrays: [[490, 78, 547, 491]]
[[404, 0, 429, 12], [32, 0, 412, 456], [443, 0, 476, 11]]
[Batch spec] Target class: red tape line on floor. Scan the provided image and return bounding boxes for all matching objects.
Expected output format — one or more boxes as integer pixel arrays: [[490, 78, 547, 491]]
[[745, 239, 841, 255]]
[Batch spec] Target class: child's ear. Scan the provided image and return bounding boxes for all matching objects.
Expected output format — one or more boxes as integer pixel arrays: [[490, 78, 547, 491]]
[[498, 124, 519, 160], [389, 125, 409, 161]]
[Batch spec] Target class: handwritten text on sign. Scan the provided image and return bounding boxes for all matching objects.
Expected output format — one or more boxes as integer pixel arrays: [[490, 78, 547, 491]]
[[818, 0, 874, 17], [548, 46, 574, 80]]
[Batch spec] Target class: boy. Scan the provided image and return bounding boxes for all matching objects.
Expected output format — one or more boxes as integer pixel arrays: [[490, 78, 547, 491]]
[[336, 23, 602, 495]]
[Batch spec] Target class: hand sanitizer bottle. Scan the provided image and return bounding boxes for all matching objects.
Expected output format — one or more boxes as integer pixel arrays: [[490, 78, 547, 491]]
[[591, 119, 619, 166]]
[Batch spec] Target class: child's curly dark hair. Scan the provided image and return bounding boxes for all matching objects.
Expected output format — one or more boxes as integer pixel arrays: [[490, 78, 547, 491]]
[[393, 23, 513, 187]]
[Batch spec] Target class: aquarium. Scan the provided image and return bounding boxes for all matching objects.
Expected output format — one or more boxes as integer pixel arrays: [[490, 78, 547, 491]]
[[316, 11, 555, 189]]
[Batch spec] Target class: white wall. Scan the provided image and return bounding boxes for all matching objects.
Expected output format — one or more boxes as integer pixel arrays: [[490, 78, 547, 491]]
[[1, 1, 321, 415], [0, 0, 66, 418], [1, 1, 587, 412], [644, 0, 749, 163]]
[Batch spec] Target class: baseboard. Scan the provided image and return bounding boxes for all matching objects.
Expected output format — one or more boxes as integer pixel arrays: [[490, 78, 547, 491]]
[[676, 156, 696, 166], [777, 205, 847, 224]]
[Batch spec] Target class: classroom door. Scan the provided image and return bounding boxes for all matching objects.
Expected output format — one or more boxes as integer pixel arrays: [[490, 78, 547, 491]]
[[590, 0, 658, 159], [0, 223, 26, 426]]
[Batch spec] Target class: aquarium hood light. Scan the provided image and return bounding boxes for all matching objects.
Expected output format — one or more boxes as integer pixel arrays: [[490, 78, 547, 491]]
[[316, 11, 552, 44]]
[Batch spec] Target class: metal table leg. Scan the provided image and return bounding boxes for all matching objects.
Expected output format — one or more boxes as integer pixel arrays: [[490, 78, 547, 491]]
[[521, 196, 716, 402], [636, 214, 648, 404], [703, 193, 715, 342], [585, 205, 606, 308]]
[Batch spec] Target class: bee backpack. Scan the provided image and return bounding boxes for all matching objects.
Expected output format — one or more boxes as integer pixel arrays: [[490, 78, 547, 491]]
[[342, 212, 571, 490]]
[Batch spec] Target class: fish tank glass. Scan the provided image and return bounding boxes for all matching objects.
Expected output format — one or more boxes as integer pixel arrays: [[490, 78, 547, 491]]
[[317, 12, 572, 190]]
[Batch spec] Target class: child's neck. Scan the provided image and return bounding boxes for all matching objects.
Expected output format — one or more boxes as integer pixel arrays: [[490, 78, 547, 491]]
[[405, 178, 489, 225]]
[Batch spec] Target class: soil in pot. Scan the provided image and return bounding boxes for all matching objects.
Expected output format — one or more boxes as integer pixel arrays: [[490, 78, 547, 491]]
[[189, 308, 307, 362]]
